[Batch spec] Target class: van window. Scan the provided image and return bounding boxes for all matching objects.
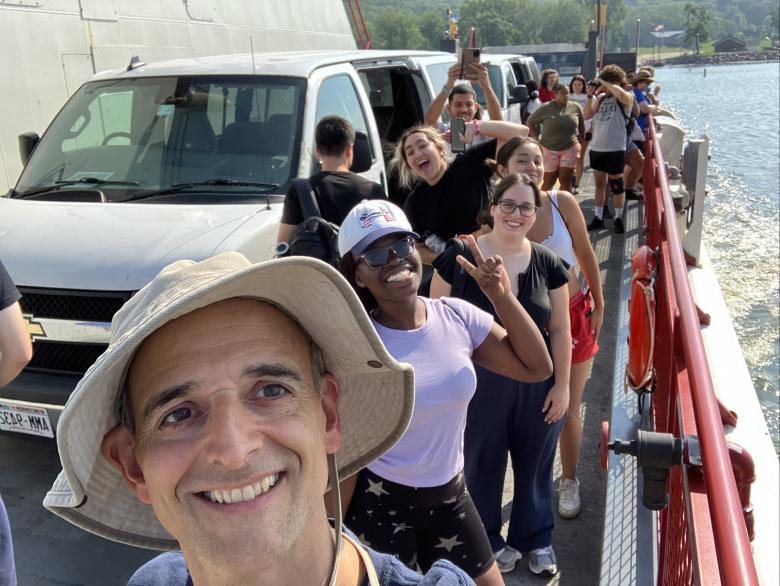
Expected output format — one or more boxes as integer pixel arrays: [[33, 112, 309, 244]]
[[316, 75, 369, 135], [502, 63, 516, 101], [425, 63, 450, 93], [473, 64, 504, 109], [356, 67, 424, 145], [511, 62, 527, 85], [15, 76, 305, 200]]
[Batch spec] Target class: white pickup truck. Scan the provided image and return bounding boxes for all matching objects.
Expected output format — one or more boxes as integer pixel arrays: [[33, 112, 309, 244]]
[[0, 49, 458, 437], [477, 54, 540, 123]]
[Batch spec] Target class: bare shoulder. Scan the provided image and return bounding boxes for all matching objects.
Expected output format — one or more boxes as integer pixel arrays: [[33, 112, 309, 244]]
[[555, 190, 585, 221]]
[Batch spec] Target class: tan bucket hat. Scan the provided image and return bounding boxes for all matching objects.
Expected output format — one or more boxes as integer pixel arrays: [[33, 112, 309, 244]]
[[631, 70, 654, 84], [43, 252, 415, 550]]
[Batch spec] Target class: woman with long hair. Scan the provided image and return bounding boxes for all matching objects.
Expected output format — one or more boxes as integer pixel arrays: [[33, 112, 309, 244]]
[[337, 199, 552, 585], [392, 122, 526, 291], [538, 69, 559, 103], [527, 83, 585, 192], [492, 136, 604, 522], [431, 174, 572, 577]]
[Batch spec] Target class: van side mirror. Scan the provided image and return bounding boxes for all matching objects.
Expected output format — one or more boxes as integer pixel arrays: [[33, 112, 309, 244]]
[[508, 85, 529, 105], [350, 131, 372, 174], [18, 132, 40, 165]]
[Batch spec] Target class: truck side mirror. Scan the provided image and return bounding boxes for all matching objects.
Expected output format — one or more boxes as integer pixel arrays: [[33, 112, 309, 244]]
[[18, 132, 40, 165], [350, 131, 372, 174], [508, 85, 529, 105]]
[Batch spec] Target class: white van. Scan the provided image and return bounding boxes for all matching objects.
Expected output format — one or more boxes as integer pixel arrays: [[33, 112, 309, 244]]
[[0, 49, 456, 437], [477, 53, 540, 123]]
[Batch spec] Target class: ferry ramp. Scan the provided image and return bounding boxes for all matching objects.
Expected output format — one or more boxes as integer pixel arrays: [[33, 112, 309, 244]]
[[501, 171, 639, 586]]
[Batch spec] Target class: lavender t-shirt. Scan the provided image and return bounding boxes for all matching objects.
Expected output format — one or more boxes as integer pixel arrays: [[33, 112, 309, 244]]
[[368, 297, 493, 487]]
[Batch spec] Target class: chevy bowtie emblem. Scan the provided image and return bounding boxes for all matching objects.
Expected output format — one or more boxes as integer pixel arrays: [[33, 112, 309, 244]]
[[23, 314, 46, 342]]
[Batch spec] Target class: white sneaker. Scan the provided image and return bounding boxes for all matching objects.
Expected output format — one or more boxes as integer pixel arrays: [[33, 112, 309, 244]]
[[528, 545, 558, 575], [557, 477, 582, 519], [495, 545, 521, 573]]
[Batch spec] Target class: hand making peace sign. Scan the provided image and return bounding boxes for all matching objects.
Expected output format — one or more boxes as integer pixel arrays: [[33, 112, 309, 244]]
[[455, 235, 513, 303]]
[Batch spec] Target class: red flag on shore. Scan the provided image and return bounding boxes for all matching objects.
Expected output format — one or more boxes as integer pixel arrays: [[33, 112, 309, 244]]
[[654, 24, 664, 32]]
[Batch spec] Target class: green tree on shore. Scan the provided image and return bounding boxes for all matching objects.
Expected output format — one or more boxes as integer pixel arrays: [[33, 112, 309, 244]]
[[371, 11, 425, 49], [419, 11, 448, 50], [459, 0, 528, 46], [684, 3, 711, 54]]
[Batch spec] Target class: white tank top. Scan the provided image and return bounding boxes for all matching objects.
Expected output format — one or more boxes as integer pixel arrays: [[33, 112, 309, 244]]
[[540, 190, 576, 268]]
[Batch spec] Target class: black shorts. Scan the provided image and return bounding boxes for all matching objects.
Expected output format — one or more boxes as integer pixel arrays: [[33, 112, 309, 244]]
[[589, 150, 625, 176], [346, 468, 495, 578]]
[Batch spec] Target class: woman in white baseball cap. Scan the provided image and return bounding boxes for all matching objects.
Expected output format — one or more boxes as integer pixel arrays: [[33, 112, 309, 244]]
[[337, 200, 552, 586]]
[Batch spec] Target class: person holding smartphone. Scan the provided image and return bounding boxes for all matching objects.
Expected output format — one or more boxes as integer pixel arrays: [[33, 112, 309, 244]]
[[424, 62, 503, 152]]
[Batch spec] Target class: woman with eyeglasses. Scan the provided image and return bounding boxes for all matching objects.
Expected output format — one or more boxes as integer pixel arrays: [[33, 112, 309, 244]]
[[489, 137, 604, 545], [431, 174, 572, 577], [337, 199, 552, 586]]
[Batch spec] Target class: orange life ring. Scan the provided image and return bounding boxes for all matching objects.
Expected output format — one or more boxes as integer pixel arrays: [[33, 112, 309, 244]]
[[627, 245, 657, 391]]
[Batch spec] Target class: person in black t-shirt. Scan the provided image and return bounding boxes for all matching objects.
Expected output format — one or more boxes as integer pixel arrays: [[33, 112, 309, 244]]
[[391, 122, 526, 267], [431, 175, 571, 577], [277, 115, 386, 243]]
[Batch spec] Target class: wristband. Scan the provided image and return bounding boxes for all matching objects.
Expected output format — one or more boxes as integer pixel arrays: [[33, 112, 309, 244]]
[[474, 119, 481, 136], [441, 84, 452, 94]]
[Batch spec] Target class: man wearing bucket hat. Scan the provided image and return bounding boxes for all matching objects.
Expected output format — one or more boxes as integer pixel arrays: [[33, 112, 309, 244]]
[[43, 252, 474, 585], [630, 70, 664, 140]]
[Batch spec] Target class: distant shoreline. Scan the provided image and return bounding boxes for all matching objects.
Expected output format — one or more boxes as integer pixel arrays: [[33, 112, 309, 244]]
[[657, 50, 779, 67]]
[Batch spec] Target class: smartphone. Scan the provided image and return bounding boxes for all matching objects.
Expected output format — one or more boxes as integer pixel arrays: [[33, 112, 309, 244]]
[[450, 117, 466, 152], [458, 48, 481, 78]]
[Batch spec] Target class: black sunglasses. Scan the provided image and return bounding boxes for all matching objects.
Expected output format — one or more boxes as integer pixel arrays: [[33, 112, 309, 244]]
[[358, 236, 416, 269]]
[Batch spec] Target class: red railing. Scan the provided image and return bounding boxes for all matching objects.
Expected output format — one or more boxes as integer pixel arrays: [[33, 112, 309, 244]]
[[643, 118, 759, 585]]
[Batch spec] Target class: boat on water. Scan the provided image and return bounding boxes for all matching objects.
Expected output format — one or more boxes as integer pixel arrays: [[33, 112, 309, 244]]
[[0, 1, 776, 585]]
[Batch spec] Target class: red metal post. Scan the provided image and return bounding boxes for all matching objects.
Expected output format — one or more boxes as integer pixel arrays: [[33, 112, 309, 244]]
[[344, 0, 364, 49], [352, 0, 372, 49]]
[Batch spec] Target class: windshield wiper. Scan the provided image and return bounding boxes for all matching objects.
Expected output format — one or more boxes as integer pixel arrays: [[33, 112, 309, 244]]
[[122, 178, 279, 202], [16, 177, 141, 198]]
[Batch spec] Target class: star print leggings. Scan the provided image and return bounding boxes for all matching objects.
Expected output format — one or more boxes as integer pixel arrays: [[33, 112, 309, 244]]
[[345, 468, 495, 578]]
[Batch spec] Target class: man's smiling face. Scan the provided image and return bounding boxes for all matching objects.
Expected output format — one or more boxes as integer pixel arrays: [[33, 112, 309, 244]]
[[103, 298, 340, 568]]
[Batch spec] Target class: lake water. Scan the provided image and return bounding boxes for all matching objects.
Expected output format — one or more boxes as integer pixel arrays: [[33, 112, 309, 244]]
[[655, 62, 779, 451]]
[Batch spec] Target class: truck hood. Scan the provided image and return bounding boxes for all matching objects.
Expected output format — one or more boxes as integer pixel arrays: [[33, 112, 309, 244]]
[[0, 198, 282, 290]]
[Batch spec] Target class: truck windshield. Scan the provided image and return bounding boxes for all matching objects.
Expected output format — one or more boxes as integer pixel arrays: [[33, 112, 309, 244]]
[[15, 75, 305, 201]]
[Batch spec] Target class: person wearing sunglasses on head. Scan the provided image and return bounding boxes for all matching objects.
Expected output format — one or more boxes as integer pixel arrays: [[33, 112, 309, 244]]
[[337, 200, 552, 586], [431, 174, 572, 577]]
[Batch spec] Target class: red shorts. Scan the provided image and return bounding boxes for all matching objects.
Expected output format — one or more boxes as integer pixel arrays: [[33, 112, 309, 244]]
[[570, 289, 599, 363]]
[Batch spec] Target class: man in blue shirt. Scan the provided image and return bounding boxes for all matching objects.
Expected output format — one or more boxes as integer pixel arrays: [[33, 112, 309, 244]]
[[44, 253, 473, 585], [625, 70, 666, 201]]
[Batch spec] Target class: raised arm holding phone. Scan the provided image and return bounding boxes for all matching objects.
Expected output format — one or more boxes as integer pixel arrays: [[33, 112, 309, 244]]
[[424, 62, 503, 129]]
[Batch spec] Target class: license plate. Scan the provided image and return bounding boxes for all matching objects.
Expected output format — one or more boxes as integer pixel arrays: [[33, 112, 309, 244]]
[[0, 402, 54, 438]]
